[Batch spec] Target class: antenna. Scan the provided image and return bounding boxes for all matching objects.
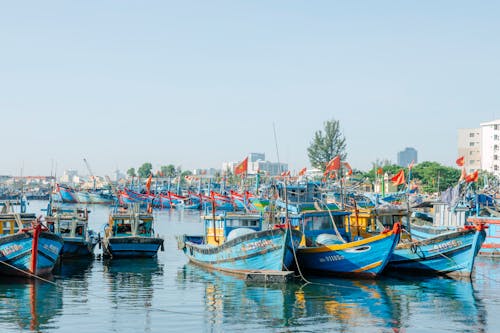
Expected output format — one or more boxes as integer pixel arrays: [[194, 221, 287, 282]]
[[273, 122, 281, 167]]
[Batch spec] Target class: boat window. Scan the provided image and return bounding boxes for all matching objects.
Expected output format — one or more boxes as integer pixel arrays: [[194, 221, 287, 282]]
[[226, 219, 259, 227], [59, 221, 72, 235], [2, 222, 13, 235], [117, 223, 132, 234], [138, 222, 151, 235]]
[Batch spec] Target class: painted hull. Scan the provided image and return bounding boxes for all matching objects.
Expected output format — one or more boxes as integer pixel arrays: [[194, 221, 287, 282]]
[[103, 236, 164, 258], [296, 225, 400, 277], [58, 187, 77, 203], [388, 228, 486, 277], [61, 237, 97, 257], [180, 229, 302, 272], [0, 231, 63, 276]]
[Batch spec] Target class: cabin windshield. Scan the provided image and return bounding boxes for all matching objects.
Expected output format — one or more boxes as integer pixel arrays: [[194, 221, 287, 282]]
[[114, 219, 132, 234], [59, 220, 73, 235], [138, 220, 152, 235], [304, 215, 344, 231], [225, 219, 260, 228]]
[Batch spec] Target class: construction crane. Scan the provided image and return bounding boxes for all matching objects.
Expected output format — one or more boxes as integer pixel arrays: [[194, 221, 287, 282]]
[[83, 158, 96, 190]]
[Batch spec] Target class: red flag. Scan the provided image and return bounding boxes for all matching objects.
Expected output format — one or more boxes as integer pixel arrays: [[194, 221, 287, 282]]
[[325, 156, 341, 172], [343, 162, 352, 176], [376, 167, 384, 175], [408, 160, 414, 170], [391, 169, 406, 186], [234, 157, 248, 176], [465, 170, 479, 183], [456, 156, 465, 167], [298, 167, 307, 176], [145, 174, 153, 194], [281, 170, 291, 177]]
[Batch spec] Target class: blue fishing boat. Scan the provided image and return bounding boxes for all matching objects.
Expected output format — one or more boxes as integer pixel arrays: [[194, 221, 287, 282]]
[[45, 207, 98, 258], [0, 208, 63, 277], [55, 184, 77, 203], [288, 210, 401, 277], [388, 225, 486, 278], [177, 211, 302, 273], [102, 205, 164, 258]]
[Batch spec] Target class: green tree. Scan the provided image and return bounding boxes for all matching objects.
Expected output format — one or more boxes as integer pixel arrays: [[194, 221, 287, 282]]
[[160, 164, 177, 178], [411, 162, 460, 193], [138, 162, 153, 178], [307, 119, 347, 171], [126, 168, 136, 178]]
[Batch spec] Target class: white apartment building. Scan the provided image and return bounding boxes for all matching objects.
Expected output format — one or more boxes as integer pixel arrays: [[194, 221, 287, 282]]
[[480, 120, 500, 175], [458, 119, 500, 177]]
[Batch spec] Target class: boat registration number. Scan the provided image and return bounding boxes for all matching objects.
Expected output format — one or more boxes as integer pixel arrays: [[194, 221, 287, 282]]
[[0, 244, 23, 257], [319, 254, 344, 263], [430, 240, 462, 253], [42, 244, 60, 255], [241, 239, 274, 252]]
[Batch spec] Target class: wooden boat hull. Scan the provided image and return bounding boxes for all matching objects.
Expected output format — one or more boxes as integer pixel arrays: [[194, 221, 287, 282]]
[[58, 187, 77, 203], [0, 231, 63, 276], [103, 236, 164, 258], [468, 217, 500, 256], [179, 228, 302, 273], [296, 224, 401, 277], [387, 227, 486, 277]]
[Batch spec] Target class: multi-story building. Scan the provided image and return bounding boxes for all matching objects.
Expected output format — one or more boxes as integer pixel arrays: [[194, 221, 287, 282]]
[[457, 127, 482, 174], [458, 119, 500, 177], [480, 119, 500, 175], [397, 147, 418, 167]]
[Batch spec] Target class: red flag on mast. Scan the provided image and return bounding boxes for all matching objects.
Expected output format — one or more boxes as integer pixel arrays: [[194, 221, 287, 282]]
[[298, 167, 307, 176], [145, 174, 153, 194], [234, 157, 248, 176], [456, 156, 465, 167], [465, 170, 479, 183], [391, 169, 406, 186], [325, 156, 341, 173]]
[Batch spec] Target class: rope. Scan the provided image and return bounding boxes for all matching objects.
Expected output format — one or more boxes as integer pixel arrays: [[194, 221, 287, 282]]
[[0, 260, 58, 286]]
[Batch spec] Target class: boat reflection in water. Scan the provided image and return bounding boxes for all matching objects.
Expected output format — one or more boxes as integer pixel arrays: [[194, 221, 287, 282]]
[[0, 278, 62, 332], [179, 263, 487, 332], [102, 257, 164, 331]]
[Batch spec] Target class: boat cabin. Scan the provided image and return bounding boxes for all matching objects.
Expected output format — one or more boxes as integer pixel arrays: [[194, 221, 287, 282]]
[[0, 212, 37, 235], [201, 212, 263, 245], [45, 208, 89, 238], [284, 210, 352, 245], [106, 211, 154, 238]]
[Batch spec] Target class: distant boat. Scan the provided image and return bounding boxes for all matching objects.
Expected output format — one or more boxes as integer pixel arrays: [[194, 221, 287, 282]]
[[55, 184, 77, 203], [102, 205, 164, 258], [0, 205, 63, 276], [177, 211, 302, 273], [45, 206, 98, 258]]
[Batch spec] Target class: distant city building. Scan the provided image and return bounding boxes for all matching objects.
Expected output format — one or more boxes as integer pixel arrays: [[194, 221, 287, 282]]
[[193, 168, 217, 176], [457, 127, 482, 174], [59, 169, 80, 184], [397, 147, 418, 167], [222, 153, 287, 176]]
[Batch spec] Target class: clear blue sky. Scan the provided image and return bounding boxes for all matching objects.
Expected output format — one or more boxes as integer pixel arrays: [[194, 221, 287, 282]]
[[1, 1, 499, 176]]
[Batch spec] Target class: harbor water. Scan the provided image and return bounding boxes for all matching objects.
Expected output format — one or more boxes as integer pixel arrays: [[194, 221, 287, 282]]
[[1, 201, 500, 332]]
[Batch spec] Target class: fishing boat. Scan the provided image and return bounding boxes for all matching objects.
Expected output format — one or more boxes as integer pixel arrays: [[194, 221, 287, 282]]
[[388, 224, 486, 277], [55, 184, 77, 203], [349, 202, 487, 278], [177, 211, 302, 274], [44, 207, 98, 258], [0, 204, 63, 276], [102, 205, 164, 258], [288, 209, 401, 277]]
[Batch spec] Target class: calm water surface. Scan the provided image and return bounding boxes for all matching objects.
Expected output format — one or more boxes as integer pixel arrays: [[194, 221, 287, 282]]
[[1, 201, 500, 332]]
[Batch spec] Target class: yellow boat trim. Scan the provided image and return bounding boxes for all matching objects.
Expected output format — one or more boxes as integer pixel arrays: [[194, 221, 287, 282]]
[[353, 260, 382, 272], [300, 231, 393, 253]]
